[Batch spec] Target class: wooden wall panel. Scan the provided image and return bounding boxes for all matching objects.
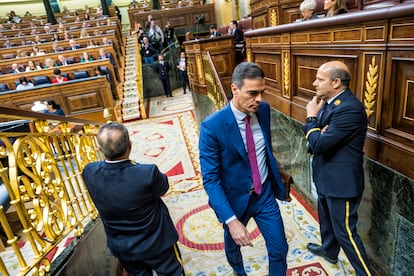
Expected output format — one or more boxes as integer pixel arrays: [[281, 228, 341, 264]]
[[245, 2, 414, 179]]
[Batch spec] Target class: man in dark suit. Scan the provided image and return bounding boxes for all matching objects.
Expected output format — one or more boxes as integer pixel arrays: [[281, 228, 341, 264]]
[[199, 62, 288, 275], [67, 39, 80, 50], [209, 24, 221, 38], [98, 48, 115, 65], [303, 61, 372, 275], [82, 122, 184, 276], [57, 55, 74, 66], [9, 63, 24, 73], [229, 20, 245, 64], [155, 54, 172, 97]]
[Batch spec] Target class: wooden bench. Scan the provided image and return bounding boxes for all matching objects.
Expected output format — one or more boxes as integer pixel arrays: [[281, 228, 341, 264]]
[[0, 33, 123, 68], [0, 59, 120, 100], [0, 45, 121, 83], [0, 76, 113, 122], [0, 16, 120, 39]]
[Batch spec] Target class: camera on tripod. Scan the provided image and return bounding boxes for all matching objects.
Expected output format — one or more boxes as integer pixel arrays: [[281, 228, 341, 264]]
[[195, 14, 205, 24]]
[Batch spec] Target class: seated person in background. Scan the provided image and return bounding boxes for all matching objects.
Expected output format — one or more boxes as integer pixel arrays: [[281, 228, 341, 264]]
[[98, 48, 114, 65], [43, 58, 57, 69], [51, 33, 62, 42], [101, 37, 113, 46], [324, 0, 348, 17], [3, 39, 12, 48], [57, 55, 74, 66], [43, 99, 65, 116], [80, 28, 90, 39], [34, 35, 43, 45], [67, 39, 80, 50], [9, 63, 24, 73], [51, 42, 62, 53], [16, 76, 34, 90], [299, 0, 318, 21], [209, 24, 221, 38], [87, 39, 98, 48], [31, 46, 46, 56], [26, 60, 42, 71], [52, 69, 68, 83], [80, 52, 94, 62], [95, 66, 107, 78], [44, 25, 52, 34], [17, 49, 29, 58]]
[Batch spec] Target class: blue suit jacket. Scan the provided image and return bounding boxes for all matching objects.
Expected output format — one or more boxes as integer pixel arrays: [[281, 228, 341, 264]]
[[199, 102, 286, 223], [302, 89, 367, 198], [82, 160, 178, 261]]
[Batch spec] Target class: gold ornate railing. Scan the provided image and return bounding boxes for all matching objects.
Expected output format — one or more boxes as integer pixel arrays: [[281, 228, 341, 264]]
[[0, 107, 103, 275], [202, 52, 229, 110]]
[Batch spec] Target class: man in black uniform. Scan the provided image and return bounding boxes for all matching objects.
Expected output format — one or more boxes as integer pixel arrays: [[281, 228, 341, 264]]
[[155, 54, 172, 97]]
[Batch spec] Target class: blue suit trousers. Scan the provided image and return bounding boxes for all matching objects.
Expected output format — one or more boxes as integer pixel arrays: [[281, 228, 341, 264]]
[[223, 179, 288, 275]]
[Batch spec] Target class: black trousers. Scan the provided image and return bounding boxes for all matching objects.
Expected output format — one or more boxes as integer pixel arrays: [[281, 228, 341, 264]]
[[160, 77, 172, 97], [120, 243, 184, 276], [178, 70, 189, 93]]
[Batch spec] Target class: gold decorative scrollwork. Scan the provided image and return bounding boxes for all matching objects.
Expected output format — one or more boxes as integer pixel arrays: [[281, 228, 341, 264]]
[[270, 9, 277, 26], [246, 48, 252, 62], [364, 56, 378, 119], [283, 52, 290, 97], [196, 54, 205, 84]]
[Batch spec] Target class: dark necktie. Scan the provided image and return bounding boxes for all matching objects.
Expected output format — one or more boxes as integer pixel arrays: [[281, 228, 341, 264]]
[[245, 115, 262, 195], [318, 101, 329, 121]]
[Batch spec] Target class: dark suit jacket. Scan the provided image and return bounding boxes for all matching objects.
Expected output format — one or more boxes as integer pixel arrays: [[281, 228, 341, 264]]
[[302, 89, 367, 198], [82, 160, 178, 261], [199, 102, 286, 223], [155, 61, 170, 80], [232, 27, 244, 43]]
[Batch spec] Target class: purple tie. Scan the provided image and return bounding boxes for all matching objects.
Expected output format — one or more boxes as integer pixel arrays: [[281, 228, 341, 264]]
[[245, 115, 262, 194]]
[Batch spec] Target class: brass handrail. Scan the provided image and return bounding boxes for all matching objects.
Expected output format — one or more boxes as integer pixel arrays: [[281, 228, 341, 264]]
[[0, 107, 103, 275], [202, 52, 229, 110]]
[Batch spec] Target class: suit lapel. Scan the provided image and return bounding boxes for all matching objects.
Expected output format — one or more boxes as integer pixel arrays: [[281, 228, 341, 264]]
[[222, 105, 248, 163]]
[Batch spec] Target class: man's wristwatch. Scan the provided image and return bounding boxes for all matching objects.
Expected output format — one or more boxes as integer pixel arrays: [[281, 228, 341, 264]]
[[306, 116, 318, 123]]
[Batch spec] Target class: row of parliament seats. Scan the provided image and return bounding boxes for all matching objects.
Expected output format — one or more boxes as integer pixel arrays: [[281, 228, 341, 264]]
[[218, 16, 252, 36], [0, 44, 120, 81], [0, 11, 125, 104], [0, 16, 120, 39], [0, 6, 111, 27], [1, 22, 123, 53], [0, 58, 118, 97], [0, 34, 122, 72]]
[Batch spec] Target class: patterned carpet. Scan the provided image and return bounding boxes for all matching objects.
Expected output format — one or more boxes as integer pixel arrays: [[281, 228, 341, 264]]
[[124, 94, 355, 275]]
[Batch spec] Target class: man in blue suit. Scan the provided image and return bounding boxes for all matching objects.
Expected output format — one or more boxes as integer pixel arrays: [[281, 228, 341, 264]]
[[303, 61, 372, 275], [199, 62, 288, 275], [82, 122, 184, 276]]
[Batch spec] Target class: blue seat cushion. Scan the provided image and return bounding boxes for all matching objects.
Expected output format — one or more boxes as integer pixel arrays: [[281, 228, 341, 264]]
[[33, 76, 50, 86], [73, 71, 89, 79]]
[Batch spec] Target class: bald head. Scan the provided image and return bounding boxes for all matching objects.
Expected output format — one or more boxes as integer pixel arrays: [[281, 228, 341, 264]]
[[313, 61, 352, 100], [97, 122, 131, 160], [319, 61, 351, 87]]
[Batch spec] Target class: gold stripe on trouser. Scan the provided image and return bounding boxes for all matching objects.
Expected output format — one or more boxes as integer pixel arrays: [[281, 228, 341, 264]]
[[173, 243, 184, 267], [345, 201, 372, 276]]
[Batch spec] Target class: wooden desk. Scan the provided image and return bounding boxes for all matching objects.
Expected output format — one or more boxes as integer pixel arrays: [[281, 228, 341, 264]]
[[0, 76, 113, 122], [184, 35, 236, 95]]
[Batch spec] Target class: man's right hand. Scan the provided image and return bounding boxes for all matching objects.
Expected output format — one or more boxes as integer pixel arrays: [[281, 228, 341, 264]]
[[228, 219, 253, 247]]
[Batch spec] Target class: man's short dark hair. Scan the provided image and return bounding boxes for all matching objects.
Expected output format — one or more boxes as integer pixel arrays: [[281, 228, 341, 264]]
[[328, 66, 351, 87], [97, 122, 130, 160], [231, 20, 238, 26], [54, 68, 61, 75], [232, 62, 265, 89], [209, 24, 217, 30]]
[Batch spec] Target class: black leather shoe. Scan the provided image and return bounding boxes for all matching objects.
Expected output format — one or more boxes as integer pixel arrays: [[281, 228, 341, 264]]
[[307, 243, 338, 264]]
